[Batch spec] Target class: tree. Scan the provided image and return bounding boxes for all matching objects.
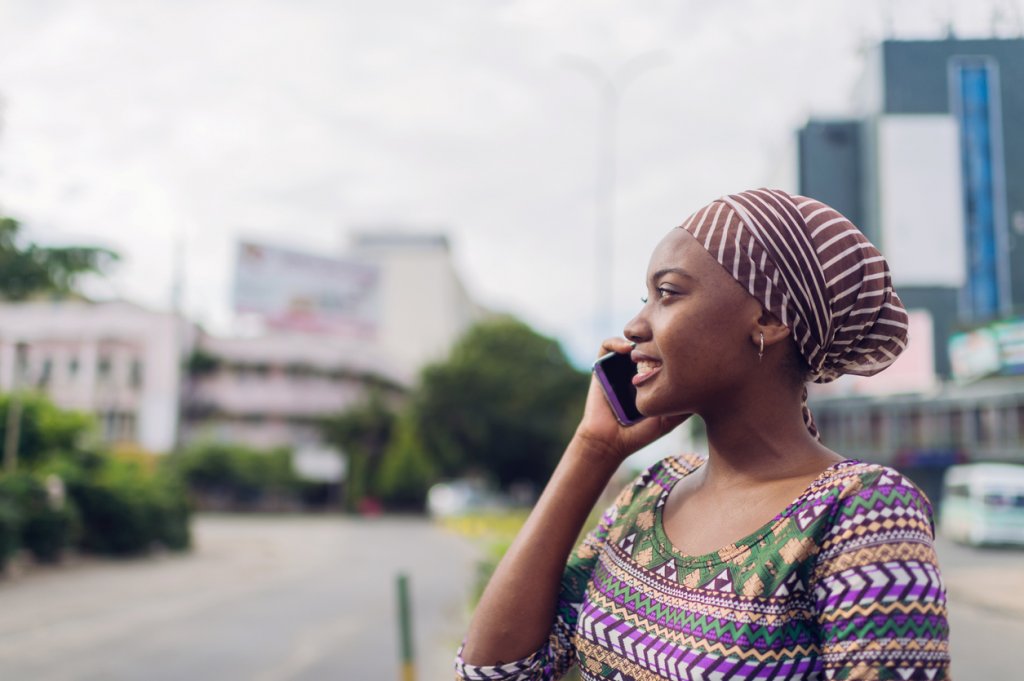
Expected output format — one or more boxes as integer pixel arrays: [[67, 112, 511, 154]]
[[0, 215, 119, 300], [409, 317, 588, 489], [320, 389, 399, 511], [375, 410, 437, 510]]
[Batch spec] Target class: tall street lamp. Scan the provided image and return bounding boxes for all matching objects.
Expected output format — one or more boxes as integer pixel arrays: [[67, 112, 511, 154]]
[[562, 50, 670, 339]]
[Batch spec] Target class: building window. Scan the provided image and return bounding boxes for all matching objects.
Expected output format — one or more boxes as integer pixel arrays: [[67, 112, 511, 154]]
[[14, 342, 29, 385], [39, 358, 53, 388], [130, 360, 144, 389], [97, 355, 113, 382], [121, 413, 137, 442], [68, 357, 80, 380], [952, 57, 1008, 321]]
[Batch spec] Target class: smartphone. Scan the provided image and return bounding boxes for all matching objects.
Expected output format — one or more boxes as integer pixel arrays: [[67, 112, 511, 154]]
[[592, 351, 645, 426]]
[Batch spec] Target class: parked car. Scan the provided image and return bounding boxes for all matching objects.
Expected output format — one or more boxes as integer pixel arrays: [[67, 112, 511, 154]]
[[940, 462, 1024, 546]]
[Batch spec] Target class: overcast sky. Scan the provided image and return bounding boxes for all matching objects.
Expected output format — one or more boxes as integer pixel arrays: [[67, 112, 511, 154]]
[[1, 0, 1021, 365]]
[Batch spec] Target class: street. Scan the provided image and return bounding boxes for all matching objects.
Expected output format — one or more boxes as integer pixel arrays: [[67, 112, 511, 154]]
[[0, 515, 479, 681], [935, 535, 1024, 680], [0, 516, 1021, 680]]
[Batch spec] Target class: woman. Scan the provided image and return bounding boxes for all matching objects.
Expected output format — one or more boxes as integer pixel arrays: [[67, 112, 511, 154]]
[[456, 188, 950, 680]]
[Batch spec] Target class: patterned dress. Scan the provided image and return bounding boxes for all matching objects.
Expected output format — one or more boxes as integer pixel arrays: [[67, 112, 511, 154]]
[[455, 455, 950, 680]]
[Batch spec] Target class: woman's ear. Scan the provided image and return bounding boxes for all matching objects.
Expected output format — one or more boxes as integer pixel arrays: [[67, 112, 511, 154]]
[[754, 310, 790, 347]]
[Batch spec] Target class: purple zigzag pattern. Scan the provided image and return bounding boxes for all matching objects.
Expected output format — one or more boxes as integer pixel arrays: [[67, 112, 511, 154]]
[[814, 561, 944, 611], [577, 606, 819, 680]]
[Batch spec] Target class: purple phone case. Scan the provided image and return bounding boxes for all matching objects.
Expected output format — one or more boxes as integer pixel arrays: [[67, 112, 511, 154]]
[[592, 352, 644, 426]]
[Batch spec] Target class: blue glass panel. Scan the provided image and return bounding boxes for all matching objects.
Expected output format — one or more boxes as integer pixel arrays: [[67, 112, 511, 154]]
[[956, 63, 1001, 320]]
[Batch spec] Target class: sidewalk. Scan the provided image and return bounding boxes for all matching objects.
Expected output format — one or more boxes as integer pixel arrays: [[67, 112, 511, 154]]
[[943, 565, 1024, 617]]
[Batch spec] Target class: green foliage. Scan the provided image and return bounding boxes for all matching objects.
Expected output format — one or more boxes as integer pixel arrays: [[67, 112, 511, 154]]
[[0, 393, 96, 470], [171, 442, 304, 510], [185, 349, 221, 376], [411, 317, 588, 488], [67, 454, 191, 555], [375, 411, 438, 510], [0, 496, 20, 570], [0, 215, 119, 301], [0, 392, 190, 560], [320, 389, 397, 511], [0, 472, 79, 563]]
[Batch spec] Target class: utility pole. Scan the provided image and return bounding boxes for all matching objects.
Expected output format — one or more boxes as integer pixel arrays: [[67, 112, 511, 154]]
[[561, 51, 670, 339], [3, 342, 29, 472]]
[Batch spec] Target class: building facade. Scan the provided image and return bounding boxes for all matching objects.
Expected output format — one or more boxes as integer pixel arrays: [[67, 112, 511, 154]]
[[180, 331, 405, 451], [0, 232, 484, 462], [800, 37, 1024, 485], [799, 37, 1024, 379], [0, 300, 192, 451]]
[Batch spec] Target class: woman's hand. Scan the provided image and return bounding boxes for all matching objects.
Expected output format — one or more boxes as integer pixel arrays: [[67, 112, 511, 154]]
[[573, 337, 689, 466]]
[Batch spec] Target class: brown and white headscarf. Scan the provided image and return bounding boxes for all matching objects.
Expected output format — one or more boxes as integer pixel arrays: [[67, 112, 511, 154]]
[[679, 188, 909, 438]]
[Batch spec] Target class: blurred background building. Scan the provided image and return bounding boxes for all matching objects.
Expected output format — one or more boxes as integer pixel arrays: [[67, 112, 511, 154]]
[[800, 35, 1024, 498], [0, 232, 485, 476], [799, 35, 1024, 379], [0, 300, 191, 451]]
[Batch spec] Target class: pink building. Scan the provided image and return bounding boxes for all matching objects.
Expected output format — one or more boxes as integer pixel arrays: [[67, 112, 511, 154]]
[[181, 331, 406, 450]]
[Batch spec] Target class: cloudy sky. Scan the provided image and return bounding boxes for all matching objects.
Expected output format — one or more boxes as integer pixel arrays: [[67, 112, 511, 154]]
[[0, 0, 1020, 364]]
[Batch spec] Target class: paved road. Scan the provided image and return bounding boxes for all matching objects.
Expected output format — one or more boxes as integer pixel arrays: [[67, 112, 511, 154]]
[[1, 516, 1021, 680], [0, 515, 479, 680], [934, 535, 1024, 680]]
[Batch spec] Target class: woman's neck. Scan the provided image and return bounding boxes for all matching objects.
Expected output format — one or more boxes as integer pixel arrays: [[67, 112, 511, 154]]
[[698, 386, 842, 489]]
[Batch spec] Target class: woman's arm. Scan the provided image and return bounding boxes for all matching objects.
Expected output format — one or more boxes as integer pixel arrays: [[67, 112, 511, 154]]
[[460, 338, 687, 667], [459, 434, 621, 665]]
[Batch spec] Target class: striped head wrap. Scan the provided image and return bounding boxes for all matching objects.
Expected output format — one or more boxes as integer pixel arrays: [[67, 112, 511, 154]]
[[679, 188, 909, 437]]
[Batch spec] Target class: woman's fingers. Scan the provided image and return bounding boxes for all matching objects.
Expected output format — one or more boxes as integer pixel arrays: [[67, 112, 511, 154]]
[[597, 336, 634, 358]]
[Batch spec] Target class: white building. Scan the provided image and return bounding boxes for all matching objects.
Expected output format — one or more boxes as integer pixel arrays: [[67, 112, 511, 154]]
[[0, 300, 192, 452], [348, 233, 488, 375]]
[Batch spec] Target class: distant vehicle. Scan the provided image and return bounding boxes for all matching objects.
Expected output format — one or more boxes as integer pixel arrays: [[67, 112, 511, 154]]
[[426, 479, 505, 518], [940, 463, 1024, 546]]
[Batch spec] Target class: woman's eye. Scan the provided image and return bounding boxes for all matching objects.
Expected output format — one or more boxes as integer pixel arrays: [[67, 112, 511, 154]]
[[641, 287, 676, 304]]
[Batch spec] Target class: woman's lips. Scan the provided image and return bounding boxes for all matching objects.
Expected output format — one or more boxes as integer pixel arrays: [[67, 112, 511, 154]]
[[632, 357, 662, 386]]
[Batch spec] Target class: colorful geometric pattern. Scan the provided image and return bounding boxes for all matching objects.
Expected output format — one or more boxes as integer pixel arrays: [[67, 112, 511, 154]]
[[454, 455, 950, 680]]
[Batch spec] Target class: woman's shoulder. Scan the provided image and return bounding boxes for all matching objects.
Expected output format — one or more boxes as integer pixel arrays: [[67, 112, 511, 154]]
[[811, 458, 937, 524]]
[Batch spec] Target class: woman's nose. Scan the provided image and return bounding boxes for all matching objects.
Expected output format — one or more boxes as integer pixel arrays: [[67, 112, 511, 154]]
[[623, 310, 650, 343]]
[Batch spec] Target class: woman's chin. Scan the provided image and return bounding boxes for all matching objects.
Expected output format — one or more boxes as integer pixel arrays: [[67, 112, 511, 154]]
[[635, 396, 689, 421]]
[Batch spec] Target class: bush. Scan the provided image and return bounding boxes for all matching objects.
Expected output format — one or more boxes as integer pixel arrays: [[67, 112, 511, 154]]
[[0, 497, 19, 571], [0, 394, 96, 470], [171, 442, 304, 510], [0, 471, 78, 563], [67, 455, 191, 556]]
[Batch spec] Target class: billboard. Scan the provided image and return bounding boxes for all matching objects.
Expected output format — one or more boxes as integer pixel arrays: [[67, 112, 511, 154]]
[[949, 318, 1024, 381], [877, 115, 966, 288], [233, 240, 379, 335]]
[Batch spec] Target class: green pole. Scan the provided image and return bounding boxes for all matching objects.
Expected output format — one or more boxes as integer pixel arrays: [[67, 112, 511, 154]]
[[396, 572, 415, 681], [3, 394, 22, 473]]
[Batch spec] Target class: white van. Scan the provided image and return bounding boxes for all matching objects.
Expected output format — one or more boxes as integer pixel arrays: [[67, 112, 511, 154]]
[[940, 463, 1024, 546]]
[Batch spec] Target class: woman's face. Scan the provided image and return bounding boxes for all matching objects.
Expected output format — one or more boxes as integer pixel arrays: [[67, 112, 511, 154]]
[[624, 227, 764, 418]]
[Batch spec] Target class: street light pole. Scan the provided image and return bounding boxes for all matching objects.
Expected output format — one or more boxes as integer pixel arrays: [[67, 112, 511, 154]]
[[3, 342, 29, 473], [562, 51, 670, 340]]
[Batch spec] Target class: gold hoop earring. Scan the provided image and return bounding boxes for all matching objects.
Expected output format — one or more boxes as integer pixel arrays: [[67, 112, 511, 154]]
[[758, 332, 764, 362]]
